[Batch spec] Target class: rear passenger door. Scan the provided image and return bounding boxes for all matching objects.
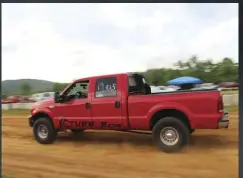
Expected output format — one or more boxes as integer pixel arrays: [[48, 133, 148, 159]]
[[91, 76, 122, 130]]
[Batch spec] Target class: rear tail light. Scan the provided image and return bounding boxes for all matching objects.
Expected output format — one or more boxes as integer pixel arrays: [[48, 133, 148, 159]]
[[218, 96, 224, 112]]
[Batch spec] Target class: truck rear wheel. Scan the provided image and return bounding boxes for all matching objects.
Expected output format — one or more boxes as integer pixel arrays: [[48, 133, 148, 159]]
[[33, 117, 57, 144], [152, 117, 190, 153]]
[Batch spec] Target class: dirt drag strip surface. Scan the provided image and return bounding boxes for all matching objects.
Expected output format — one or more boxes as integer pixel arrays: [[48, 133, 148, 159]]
[[2, 113, 238, 178]]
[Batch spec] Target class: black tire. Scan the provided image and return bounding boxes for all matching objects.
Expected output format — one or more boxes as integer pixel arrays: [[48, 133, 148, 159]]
[[71, 129, 84, 134], [33, 117, 57, 144], [152, 117, 190, 153]]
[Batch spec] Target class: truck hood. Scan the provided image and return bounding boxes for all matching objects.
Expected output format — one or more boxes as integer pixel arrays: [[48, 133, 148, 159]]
[[32, 98, 55, 109]]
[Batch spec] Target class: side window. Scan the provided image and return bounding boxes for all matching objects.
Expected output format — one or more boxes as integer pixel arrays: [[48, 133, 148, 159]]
[[64, 80, 89, 100], [95, 77, 117, 97]]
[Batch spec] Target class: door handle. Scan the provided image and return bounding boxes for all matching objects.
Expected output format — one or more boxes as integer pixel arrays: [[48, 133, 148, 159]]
[[86, 103, 91, 109], [115, 101, 120, 108]]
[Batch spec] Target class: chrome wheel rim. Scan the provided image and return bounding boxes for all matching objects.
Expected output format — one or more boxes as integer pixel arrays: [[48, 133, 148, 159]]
[[160, 127, 179, 146], [37, 124, 48, 139]]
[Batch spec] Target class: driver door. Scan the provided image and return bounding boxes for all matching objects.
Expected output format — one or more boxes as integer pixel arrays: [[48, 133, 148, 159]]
[[55, 80, 92, 130]]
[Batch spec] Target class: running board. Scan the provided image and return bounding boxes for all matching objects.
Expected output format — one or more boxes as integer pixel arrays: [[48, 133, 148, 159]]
[[119, 130, 152, 135]]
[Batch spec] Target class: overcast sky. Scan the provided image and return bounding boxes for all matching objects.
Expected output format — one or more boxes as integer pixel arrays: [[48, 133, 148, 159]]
[[2, 3, 238, 83]]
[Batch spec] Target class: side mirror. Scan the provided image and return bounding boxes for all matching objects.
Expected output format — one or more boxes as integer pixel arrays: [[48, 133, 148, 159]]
[[54, 92, 61, 103]]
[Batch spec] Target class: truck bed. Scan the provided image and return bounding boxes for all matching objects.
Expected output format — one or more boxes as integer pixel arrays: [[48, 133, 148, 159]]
[[149, 88, 219, 95]]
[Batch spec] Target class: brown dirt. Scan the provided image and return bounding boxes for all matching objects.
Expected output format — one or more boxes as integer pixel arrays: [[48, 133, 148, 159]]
[[2, 112, 238, 178]]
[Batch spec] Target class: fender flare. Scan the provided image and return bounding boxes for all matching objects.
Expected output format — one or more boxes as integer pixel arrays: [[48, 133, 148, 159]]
[[29, 109, 55, 127], [147, 102, 193, 123]]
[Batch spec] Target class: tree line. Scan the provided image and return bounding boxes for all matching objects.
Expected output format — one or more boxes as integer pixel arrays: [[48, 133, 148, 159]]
[[141, 56, 238, 86], [5, 56, 238, 97]]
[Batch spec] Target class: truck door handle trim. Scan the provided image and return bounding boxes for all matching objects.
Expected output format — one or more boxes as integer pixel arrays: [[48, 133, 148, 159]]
[[86, 103, 91, 109], [115, 101, 120, 108]]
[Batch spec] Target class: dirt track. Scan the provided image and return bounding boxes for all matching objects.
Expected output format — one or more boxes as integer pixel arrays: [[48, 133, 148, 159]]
[[2, 112, 238, 178]]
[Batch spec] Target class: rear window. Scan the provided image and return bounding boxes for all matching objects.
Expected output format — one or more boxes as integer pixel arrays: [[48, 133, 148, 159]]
[[95, 77, 117, 97], [128, 75, 145, 93], [128, 76, 137, 87]]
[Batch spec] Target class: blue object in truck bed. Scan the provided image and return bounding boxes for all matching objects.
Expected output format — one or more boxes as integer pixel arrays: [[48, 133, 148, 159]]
[[168, 76, 202, 85]]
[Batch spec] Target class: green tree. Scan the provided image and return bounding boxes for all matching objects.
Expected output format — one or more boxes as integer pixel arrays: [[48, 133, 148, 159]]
[[2, 93, 7, 99], [140, 56, 238, 85], [52, 83, 69, 92], [20, 82, 31, 95]]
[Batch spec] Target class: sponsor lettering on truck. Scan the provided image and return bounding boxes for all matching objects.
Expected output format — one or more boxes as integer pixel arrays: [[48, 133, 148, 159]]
[[28, 73, 229, 153]]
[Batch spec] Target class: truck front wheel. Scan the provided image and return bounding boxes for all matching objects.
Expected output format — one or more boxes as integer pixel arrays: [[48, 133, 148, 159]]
[[33, 117, 57, 144], [152, 117, 190, 153]]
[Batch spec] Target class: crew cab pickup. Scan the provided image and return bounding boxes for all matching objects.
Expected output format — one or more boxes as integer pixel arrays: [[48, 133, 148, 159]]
[[28, 73, 229, 152]]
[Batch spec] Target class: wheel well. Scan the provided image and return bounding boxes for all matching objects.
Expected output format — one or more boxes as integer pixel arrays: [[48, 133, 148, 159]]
[[30, 112, 53, 127], [150, 109, 191, 130]]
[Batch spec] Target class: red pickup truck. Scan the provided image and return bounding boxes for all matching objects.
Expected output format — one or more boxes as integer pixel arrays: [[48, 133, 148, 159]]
[[28, 73, 229, 152]]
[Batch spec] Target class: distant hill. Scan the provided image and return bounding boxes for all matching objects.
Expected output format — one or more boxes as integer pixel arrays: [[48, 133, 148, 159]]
[[2, 79, 55, 95]]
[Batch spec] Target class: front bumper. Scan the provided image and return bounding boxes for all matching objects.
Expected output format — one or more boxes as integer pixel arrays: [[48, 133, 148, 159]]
[[218, 111, 229, 129]]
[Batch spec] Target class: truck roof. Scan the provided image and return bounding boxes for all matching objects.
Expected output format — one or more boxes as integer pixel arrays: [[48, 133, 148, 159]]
[[73, 72, 137, 83]]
